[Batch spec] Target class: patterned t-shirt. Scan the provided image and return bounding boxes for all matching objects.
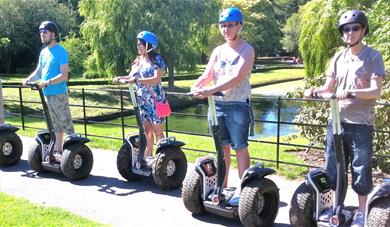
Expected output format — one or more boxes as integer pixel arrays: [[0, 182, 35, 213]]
[[213, 43, 252, 102]]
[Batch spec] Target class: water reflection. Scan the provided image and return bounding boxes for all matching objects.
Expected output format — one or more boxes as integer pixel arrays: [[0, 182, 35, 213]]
[[169, 99, 300, 138]]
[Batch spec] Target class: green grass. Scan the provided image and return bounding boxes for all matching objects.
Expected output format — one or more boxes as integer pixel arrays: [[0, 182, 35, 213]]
[[0, 192, 106, 227]]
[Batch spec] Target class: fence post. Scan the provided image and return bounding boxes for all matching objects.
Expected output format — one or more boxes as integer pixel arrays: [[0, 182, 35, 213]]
[[82, 88, 87, 137], [120, 88, 125, 141], [165, 117, 169, 137], [18, 86, 25, 130], [276, 97, 281, 169]]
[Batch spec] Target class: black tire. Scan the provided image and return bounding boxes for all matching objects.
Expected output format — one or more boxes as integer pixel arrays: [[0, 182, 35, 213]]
[[153, 147, 187, 190], [27, 142, 44, 172], [116, 144, 140, 181], [289, 182, 316, 227], [61, 143, 93, 180], [239, 178, 280, 227], [0, 132, 23, 167], [367, 197, 390, 227], [182, 170, 205, 215]]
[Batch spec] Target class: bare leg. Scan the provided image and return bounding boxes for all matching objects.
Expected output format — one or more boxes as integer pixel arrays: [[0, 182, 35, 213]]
[[236, 147, 250, 178], [54, 132, 64, 152], [358, 195, 367, 214], [223, 144, 231, 188], [152, 123, 165, 143], [143, 121, 154, 157]]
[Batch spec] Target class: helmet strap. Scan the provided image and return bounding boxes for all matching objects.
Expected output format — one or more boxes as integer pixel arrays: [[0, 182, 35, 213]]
[[145, 42, 154, 53]]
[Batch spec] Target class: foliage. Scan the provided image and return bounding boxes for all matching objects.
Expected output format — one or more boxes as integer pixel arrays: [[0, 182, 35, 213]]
[[0, 0, 76, 73], [79, 0, 218, 89], [292, 0, 389, 172], [222, 0, 282, 56], [281, 13, 301, 54], [61, 33, 89, 78]]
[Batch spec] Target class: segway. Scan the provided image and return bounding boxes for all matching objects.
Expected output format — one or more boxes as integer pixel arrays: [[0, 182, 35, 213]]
[[182, 92, 280, 227], [115, 80, 187, 190], [0, 83, 23, 167], [26, 82, 93, 180], [289, 93, 390, 227], [0, 124, 23, 167]]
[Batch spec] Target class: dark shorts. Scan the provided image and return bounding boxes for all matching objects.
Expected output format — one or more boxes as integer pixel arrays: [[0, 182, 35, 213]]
[[325, 121, 373, 195], [209, 101, 251, 151]]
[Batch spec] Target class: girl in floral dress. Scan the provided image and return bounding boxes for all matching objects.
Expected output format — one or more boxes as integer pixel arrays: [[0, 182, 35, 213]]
[[114, 31, 168, 158]]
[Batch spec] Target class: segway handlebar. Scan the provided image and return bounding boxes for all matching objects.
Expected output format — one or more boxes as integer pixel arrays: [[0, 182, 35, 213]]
[[112, 78, 132, 84], [186, 91, 224, 97], [26, 82, 40, 90], [305, 90, 356, 100]]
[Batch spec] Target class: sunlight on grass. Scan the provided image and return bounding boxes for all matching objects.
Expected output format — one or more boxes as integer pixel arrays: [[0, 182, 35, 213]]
[[0, 192, 106, 227]]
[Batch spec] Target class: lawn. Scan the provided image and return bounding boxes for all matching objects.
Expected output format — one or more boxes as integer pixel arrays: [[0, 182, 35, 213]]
[[0, 192, 106, 227]]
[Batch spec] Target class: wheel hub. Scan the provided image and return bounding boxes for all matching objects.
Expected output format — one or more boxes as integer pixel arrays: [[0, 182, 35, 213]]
[[166, 160, 176, 177], [73, 154, 83, 169], [2, 142, 13, 156]]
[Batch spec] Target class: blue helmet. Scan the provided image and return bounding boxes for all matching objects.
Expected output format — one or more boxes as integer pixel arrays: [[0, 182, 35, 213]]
[[219, 7, 243, 24], [137, 31, 158, 49]]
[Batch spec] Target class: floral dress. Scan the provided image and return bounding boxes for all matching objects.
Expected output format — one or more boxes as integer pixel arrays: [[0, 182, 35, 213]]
[[131, 55, 167, 124]]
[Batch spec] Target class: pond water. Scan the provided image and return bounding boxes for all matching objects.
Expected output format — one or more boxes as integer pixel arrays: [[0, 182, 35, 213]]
[[168, 98, 300, 138]]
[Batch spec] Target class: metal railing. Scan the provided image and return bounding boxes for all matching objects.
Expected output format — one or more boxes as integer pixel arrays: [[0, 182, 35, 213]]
[[2, 85, 390, 170]]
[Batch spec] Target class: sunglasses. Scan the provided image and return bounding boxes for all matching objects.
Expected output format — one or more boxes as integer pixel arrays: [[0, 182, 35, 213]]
[[219, 23, 238, 29], [342, 25, 362, 33], [39, 29, 49, 34]]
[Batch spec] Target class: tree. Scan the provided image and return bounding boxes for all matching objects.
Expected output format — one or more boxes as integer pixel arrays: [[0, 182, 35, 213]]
[[222, 0, 282, 56], [0, 0, 76, 73], [281, 12, 301, 54], [79, 0, 218, 90]]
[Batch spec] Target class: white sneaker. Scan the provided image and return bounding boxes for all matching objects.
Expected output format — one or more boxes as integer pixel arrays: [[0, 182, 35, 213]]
[[318, 208, 333, 222], [227, 188, 240, 206], [350, 212, 364, 227]]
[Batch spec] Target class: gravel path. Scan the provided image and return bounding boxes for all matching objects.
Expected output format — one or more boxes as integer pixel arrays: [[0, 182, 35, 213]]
[[0, 136, 358, 226]]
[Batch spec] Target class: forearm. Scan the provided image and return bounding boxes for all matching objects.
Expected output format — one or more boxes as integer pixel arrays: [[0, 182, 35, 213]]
[[350, 87, 382, 99], [48, 73, 68, 84], [138, 76, 161, 86]]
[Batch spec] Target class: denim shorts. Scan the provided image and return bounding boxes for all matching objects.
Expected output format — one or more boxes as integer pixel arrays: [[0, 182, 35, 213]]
[[209, 101, 252, 151], [325, 121, 373, 195]]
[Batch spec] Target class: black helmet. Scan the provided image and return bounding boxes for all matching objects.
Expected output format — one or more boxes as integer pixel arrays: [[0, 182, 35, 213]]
[[39, 21, 59, 38], [338, 10, 369, 35]]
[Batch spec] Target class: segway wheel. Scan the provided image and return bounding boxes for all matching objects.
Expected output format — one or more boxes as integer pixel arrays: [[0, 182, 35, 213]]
[[61, 143, 93, 180], [152, 147, 187, 190], [367, 197, 390, 227], [116, 144, 140, 181], [289, 182, 316, 227], [27, 142, 44, 172], [0, 132, 23, 167], [182, 170, 205, 214], [239, 178, 280, 227]]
